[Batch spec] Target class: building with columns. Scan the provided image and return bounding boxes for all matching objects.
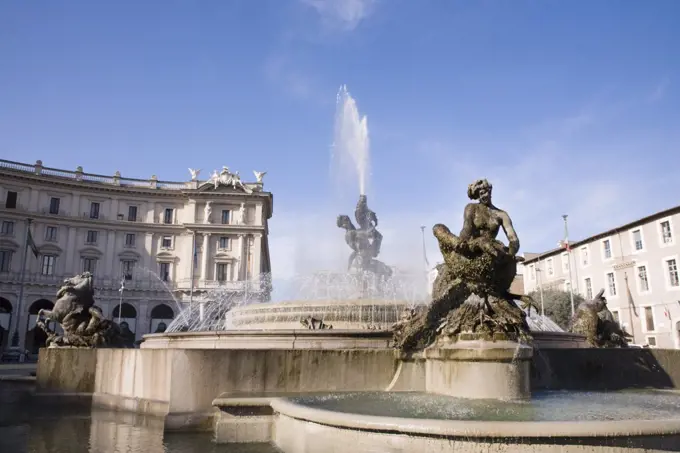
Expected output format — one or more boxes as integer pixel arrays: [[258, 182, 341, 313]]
[[0, 159, 273, 356]]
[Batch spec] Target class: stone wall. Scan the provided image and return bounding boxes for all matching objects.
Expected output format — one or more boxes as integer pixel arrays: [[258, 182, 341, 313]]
[[532, 348, 680, 390], [92, 348, 405, 430], [36, 348, 98, 394]]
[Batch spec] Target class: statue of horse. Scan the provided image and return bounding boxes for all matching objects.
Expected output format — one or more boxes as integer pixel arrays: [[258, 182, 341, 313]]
[[37, 272, 123, 348]]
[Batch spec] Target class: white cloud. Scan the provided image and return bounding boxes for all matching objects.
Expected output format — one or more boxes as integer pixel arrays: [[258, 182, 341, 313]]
[[300, 0, 378, 31]]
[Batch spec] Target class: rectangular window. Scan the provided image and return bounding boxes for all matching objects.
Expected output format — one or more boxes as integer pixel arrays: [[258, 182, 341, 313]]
[[564, 281, 571, 292], [221, 210, 230, 224], [603, 239, 612, 259], [90, 202, 100, 219], [45, 226, 58, 242], [0, 250, 12, 272], [217, 263, 228, 282], [667, 259, 679, 287], [546, 259, 554, 276], [661, 221, 673, 244], [218, 236, 230, 250], [561, 253, 569, 273], [86, 230, 98, 244], [607, 272, 617, 296], [128, 205, 138, 222], [638, 265, 650, 292], [647, 336, 657, 347], [584, 278, 593, 300], [1, 221, 14, 236], [644, 306, 655, 331], [632, 229, 643, 251], [159, 262, 170, 282], [41, 255, 56, 275], [529, 264, 535, 281], [121, 260, 135, 279], [5, 191, 17, 209], [580, 247, 589, 266], [161, 236, 172, 248], [49, 197, 60, 215], [163, 208, 173, 224], [82, 257, 97, 274], [125, 233, 136, 247]]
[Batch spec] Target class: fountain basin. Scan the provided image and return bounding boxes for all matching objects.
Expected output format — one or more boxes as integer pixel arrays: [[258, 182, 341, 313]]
[[425, 339, 533, 400], [271, 391, 680, 452], [226, 298, 413, 330]]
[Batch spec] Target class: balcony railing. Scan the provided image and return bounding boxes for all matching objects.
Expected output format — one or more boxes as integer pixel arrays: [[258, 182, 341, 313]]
[[0, 271, 177, 291], [0, 158, 263, 192]]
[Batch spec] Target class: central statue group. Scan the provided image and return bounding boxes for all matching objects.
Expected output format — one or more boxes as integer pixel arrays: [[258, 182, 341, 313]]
[[393, 179, 535, 352]]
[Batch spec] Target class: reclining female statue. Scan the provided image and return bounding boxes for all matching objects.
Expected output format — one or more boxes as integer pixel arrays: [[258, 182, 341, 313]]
[[393, 179, 532, 352]]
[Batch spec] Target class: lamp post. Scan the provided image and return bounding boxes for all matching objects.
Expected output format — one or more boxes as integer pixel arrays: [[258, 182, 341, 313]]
[[536, 264, 546, 318], [562, 215, 576, 316]]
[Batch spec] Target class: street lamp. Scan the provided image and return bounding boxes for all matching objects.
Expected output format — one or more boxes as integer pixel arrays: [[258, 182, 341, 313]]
[[562, 215, 576, 316]]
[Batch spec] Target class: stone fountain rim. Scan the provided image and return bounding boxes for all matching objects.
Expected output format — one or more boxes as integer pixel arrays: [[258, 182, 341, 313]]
[[270, 396, 680, 438]]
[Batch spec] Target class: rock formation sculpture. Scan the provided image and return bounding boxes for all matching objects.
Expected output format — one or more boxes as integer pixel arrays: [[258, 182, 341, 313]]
[[36, 272, 125, 348], [337, 195, 392, 280], [570, 288, 631, 348], [392, 179, 531, 352]]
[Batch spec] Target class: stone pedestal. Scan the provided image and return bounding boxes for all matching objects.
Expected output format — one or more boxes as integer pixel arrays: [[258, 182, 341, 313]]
[[424, 337, 533, 400]]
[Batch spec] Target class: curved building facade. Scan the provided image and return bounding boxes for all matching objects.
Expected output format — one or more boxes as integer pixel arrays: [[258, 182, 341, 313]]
[[0, 159, 273, 356]]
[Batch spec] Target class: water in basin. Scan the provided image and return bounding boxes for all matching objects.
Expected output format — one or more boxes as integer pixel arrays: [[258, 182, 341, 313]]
[[288, 390, 680, 422]]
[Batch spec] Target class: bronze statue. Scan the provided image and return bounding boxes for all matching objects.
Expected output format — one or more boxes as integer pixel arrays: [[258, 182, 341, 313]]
[[570, 288, 631, 347], [393, 179, 531, 352], [337, 195, 392, 279], [37, 272, 126, 348]]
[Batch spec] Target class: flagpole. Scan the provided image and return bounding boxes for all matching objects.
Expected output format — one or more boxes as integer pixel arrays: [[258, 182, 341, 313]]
[[117, 276, 125, 324], [189, 230, 196, 308], [562, 215, 575, 316], [10, 218, 33, 349]]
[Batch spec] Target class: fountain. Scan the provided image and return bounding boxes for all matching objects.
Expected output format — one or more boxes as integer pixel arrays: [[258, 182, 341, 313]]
[[29, 86, 680, 453]]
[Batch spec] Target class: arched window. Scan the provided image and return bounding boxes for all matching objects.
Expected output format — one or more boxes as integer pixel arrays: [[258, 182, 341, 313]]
[[0, 297, 12, 349], [112, 303, 137, 319], [150, 304, 174, 333], [26, 299, 54, 354], [112, 303, 137, 338]]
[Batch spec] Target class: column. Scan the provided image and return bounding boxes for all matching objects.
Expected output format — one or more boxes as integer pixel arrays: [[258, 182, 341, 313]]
[[252, 233, 262, 279], [200, 233, 211, 283], [109, 198, 120, 220], [143, 233, 154, 271], [146, 201, 156, 223], [237, 234, 245, 281], [187, 200, 197, 224], [70, 193, 81, 216], [104, 230, 116, 276], [64, 226, 78, 274], [254, 203, 263, 226]]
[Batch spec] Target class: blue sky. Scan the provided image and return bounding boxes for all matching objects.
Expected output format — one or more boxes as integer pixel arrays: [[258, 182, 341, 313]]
[[1, 1, 679, 293]]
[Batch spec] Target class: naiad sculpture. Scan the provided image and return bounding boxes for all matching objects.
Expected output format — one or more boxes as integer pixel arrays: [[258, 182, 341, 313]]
[[392, 179, 535, 352]]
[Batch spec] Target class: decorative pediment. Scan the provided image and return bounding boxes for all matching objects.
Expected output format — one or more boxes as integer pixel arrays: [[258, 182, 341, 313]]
[[79, 247, 103, 258], [214, 252, 236, 263], [155, 251, 177, 263], [38, 243, 62, 255], [197, 167, 255, 194], [196, 182, 253, 194], [118, 250, 141, 260], [0, 238, 19, 251]]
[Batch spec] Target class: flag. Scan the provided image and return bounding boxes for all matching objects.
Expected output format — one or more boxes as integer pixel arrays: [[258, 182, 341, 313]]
[[558, 239, 570, 252], [26, 228, 39, 259], [664, 306, 671, 320]]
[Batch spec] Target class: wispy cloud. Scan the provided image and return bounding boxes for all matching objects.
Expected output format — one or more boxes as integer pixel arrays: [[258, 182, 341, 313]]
[[647, 77, 670, 103], [263, 54, 329, 104], [300, 0, 378, 31]]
